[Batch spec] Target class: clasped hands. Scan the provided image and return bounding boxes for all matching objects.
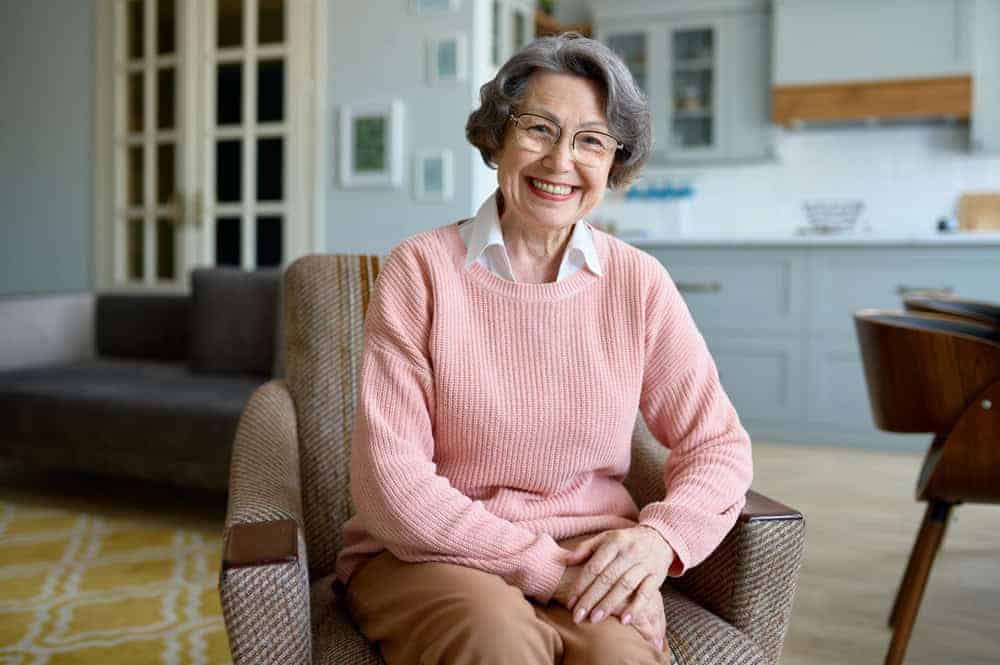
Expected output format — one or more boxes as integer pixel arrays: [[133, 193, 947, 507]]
[[553, 525, 674, 653]]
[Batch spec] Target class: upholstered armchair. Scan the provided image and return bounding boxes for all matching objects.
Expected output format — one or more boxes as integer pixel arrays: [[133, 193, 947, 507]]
[[219, 254, 807, 665]]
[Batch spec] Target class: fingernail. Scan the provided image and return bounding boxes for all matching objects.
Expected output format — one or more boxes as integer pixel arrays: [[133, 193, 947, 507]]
[[591, 609, 605, 623], [574, 608, 586, 624], [622, 613, 632, 625], [568, 595, 577, 608]]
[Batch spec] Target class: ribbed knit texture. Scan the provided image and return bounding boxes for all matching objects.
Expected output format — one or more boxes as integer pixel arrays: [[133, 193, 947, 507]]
[[334, 222, 753, 605]]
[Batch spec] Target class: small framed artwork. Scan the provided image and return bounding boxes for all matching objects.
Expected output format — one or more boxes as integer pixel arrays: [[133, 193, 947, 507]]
[[427, 33, 467, 84], [409, 0, 461, 15], [338, 100, 404, 189], [413, 149, 454, 202]]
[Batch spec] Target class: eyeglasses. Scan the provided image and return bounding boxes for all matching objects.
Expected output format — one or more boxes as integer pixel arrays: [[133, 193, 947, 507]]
[[508, 112, 624, 167]]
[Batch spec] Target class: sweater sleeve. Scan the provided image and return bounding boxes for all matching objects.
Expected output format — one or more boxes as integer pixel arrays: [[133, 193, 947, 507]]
[[636, 260, 753, 577], [347, 240, 568, 603]]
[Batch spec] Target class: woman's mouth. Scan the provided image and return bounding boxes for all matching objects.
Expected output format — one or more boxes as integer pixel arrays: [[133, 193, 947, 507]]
[[527, 177, 577, 201]]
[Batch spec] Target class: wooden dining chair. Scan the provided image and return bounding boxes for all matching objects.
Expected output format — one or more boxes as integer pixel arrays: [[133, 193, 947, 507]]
[[903, 294, 1000, 329], [854, 310, 1000, 665]]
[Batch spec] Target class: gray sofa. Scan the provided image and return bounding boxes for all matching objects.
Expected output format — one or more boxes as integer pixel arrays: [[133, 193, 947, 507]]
[[0, 268, 281, 491]]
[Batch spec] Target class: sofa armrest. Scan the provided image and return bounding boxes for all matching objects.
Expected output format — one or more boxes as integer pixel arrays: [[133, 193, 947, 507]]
[[219, 379, 310, 665]]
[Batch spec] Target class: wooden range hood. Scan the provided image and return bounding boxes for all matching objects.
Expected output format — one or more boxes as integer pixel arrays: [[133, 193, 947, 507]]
[[771, 75, 971, 128]]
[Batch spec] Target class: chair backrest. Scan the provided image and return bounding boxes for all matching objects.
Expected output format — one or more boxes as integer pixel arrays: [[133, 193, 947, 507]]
[[854, 309, 1000, 433], [282, 254, 382, 579], [904, 295, 1000, 329]]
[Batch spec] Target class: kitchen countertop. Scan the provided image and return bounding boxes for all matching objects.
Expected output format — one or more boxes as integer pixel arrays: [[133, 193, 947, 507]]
[[621, 231, 1000, 247]]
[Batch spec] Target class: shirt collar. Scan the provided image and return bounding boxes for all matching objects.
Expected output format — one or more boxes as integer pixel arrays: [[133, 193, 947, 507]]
[[458, 190, 603, 279]]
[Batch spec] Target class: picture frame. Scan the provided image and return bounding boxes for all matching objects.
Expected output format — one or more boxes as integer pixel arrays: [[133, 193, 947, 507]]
[[427, 33, 468, 84], [409, 0, 461, 15], [413, 149, 454, 202], [338, 100, 404, 189]]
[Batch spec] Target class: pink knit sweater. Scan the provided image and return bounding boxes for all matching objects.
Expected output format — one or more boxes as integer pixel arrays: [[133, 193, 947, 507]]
[[334, 222, 753, 604]]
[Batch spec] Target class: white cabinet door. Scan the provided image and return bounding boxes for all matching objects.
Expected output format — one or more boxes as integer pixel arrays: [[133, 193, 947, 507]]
[[773, 0, 973, 85], [723, 10, 772, 161], [971, 0, 1000, 153]]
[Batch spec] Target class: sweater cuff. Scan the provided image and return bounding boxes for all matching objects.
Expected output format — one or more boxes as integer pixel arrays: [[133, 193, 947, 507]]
[[637, 517, 692, 578], [523, 534, 568, 604]]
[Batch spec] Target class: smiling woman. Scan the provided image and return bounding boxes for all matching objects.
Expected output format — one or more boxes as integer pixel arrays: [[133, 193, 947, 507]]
[[336, 33, 752, 665]]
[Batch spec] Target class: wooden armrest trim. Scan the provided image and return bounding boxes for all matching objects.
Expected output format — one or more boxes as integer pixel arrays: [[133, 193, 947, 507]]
[[223, 519, 299, 570], [738, 489, 803, 523]]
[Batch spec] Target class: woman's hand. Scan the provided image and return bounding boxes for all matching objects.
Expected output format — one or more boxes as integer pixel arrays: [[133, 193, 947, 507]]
[[554, 526, 675, 651]]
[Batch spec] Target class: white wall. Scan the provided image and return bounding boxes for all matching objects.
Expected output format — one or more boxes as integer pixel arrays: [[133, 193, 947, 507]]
[[326, 0, 496, 254], [598, 123, 1000, 237]]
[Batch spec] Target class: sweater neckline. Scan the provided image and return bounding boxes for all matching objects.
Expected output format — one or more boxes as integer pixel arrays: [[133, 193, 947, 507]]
[[446, 222, 606, 302]]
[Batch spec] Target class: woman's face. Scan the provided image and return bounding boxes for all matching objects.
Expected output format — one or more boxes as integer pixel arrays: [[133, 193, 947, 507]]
[[494, 71, 615, 234]]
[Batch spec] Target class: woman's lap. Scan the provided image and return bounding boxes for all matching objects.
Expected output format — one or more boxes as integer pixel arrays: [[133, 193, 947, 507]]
[[345, 535, 669, 665]]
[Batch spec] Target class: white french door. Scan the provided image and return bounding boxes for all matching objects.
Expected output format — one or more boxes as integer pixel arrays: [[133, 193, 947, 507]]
[[94, 0, 326, 292]]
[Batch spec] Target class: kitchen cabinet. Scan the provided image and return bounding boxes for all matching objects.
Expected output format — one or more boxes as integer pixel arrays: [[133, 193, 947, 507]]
[[772, 0, 973, 86], [591, 0, 772, 165], [640, 239, 1000, 450], [971, 0, 1000, 153]]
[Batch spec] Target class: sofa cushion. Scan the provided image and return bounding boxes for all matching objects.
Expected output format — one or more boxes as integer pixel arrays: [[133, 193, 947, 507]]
[[0, 360, 263, 488], [189, 268, 280, 377], [96, 295, 190, 362]]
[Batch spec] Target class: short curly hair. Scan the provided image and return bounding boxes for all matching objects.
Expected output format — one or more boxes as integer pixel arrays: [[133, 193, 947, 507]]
[[466, 33, 652, 190]]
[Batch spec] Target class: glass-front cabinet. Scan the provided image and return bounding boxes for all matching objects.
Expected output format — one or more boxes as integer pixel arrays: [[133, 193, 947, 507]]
[[594, 0, 771, 165]]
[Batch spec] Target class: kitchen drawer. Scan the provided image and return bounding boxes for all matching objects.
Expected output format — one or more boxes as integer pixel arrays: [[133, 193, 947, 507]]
[[647, 249, 807, 334], [703, 333, 804, 425], [805, 335, 876, 431], [808, 247, 1000, 336]]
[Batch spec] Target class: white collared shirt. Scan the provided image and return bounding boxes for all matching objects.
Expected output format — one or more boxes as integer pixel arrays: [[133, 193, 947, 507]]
[[457, 191, 603, 283]]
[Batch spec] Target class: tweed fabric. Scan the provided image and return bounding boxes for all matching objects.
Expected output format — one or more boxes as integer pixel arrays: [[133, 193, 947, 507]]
[[660, 587, 766, 665], [221, 379, 311, 664], [283, 255, 382, 579]]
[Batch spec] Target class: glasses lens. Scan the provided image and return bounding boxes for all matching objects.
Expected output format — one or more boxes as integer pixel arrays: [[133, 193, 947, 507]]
[[515, 115, 558, 152], [574, 131, 617, 164]]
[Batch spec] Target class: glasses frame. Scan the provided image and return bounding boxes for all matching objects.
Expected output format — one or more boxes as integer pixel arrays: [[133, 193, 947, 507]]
[[508, 112, 624, 165]]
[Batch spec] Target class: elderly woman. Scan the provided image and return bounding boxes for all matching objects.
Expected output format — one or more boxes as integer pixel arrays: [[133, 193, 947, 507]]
[[335, 33, 752, 665]]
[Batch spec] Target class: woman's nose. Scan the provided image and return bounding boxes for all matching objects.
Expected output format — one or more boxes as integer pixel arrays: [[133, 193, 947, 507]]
[[543, 135, 574, 171]]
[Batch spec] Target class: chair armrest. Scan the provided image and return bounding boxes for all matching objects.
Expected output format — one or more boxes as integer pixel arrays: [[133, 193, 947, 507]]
[[219, 379, 311, 665], [626, 417, 805, 665]]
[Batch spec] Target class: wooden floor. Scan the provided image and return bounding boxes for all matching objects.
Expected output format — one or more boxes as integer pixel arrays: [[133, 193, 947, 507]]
[[752, 441, 1000, 665]]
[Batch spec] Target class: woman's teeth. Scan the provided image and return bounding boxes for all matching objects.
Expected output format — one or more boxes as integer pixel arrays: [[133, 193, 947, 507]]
[[531, 178, 572, 196]]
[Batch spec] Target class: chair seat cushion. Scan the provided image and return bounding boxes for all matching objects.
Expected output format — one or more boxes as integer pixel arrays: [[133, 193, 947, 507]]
[[0, 360, 264, 487]]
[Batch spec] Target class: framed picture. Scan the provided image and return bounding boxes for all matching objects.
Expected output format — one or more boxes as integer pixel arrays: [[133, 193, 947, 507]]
[[413, 149, 454, 202], [409, 0, 461, 15], [427, 33, 467, 84], [338, 100, 404, 188]]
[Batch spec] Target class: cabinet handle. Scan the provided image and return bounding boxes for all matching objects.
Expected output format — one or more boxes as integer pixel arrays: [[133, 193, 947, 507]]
[[676, 280, 723, 293], [895, 285, 954, 297]]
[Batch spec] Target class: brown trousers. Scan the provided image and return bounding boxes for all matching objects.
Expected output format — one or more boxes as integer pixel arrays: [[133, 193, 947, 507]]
[[345, 534, 670, 665]]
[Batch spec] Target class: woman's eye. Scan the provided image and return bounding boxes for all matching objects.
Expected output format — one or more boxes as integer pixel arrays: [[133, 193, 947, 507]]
[[527, 124, 555, 136]]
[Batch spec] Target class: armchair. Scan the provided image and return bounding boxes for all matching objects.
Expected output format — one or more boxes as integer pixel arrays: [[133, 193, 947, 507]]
[[219, 254, 806, 665]]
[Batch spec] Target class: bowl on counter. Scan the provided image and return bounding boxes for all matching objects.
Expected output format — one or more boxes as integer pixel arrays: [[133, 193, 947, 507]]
[[800, 200, 865, 234]]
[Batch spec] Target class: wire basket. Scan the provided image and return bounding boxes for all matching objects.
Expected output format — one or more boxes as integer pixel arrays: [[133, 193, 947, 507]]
[[801, 200, 865, 234]]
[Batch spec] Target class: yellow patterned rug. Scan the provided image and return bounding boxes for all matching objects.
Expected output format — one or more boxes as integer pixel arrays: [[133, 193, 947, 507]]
[[0, 473, 232, 664]]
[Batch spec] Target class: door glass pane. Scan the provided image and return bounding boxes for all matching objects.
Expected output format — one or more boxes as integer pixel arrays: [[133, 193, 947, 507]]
[[257, 138, 282, 201], [157, 143, 174, 204], [670, 28, 714, 150], [128, 146, 143, 207], [491, 0, 500, 66], [606, 33, 647, 92], [216, 217, 241, 266], [513, 10, 526, 51], [127, 218, 145, 280], [157, 0, 175, 54], [256, 216, 282, 267], [218, 0, 243, 48], [216, 141, 242, 202], [129, 72, 144, 132], [258, 0, 284, 44], [156, 218, 175, 279], [257, 60, 284, 123], [217, 63, 242, 125], [128, 0, 144, 60], [157, 67, 175, 129]]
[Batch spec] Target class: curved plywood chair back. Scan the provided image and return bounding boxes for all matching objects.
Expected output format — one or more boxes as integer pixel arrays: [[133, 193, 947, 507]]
[[903, 295, 1000, 329], [853, 310, 1000, 434]]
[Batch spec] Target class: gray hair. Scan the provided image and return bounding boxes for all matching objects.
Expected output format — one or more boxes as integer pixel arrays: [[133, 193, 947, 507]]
[[466, 32, 652, 190]]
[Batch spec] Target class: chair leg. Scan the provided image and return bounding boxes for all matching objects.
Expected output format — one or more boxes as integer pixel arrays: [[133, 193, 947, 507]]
[[888, 504, 934, 628], [884, 500, 953, 665]]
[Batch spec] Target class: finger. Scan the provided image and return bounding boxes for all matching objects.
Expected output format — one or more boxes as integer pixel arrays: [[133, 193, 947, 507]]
[[620, 575, 659, 626], [588, 562, 647, 623], [570, 547, 625, 622], [563, 534, 602, 565]]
